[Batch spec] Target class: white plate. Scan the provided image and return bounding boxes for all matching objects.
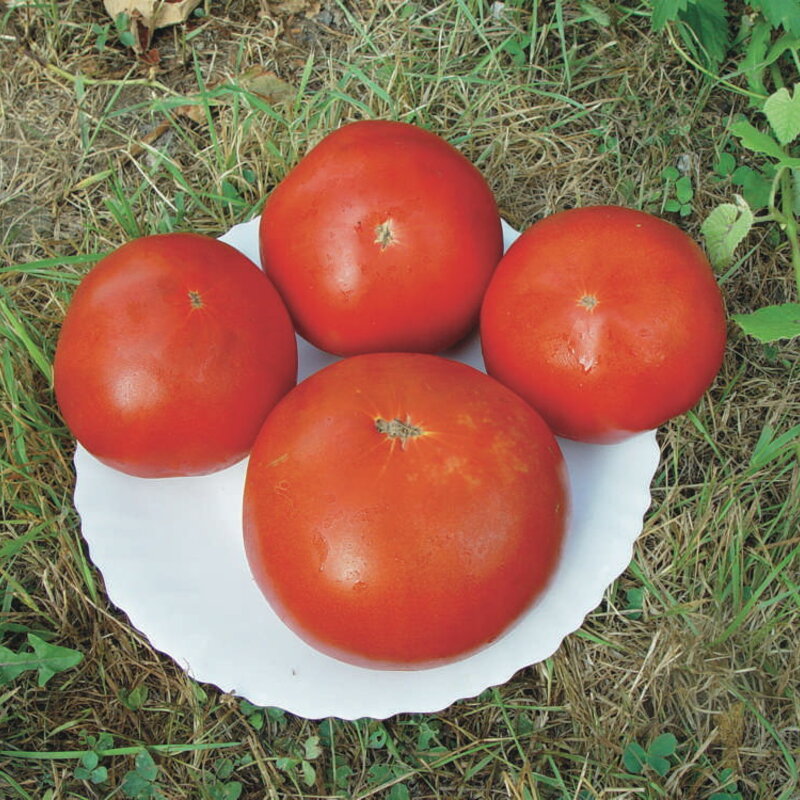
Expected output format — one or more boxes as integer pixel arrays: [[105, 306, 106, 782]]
[[73, 218, 660, 720]]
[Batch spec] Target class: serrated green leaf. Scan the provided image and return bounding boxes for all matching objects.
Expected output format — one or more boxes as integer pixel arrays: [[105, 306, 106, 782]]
[[680, 0, 729, 69], [81, 751, 99, 770], [701, 199, 754, 269], [651, 0, 690, 31], [733, 303, 800, 341], [649, 732, 678, 756], [730, 119, 800, 165], [750, 0, 800, 37], [740, 19, 772, 100], [622, 741, 647, 773], [764, 86, 800, 144]]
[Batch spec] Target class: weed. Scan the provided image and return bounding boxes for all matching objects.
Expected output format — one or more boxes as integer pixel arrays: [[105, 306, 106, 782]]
[[622, 732, 678, 777]]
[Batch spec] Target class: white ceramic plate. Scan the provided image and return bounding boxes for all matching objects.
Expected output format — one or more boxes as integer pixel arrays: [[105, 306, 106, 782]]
[[73, 218, 660, 720]]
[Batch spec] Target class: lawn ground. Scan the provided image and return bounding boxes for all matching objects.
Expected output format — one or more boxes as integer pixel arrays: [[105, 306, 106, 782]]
[[1, 1, 798, 798]]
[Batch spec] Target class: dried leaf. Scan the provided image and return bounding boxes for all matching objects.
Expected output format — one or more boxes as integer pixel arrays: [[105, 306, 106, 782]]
[[267, 0, 321, 16], [236, 66, 296, 104], [103, 0, 202, 29], [102, 0, 201, 50]]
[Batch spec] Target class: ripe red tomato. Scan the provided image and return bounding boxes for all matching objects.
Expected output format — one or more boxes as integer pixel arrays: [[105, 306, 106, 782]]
[[243, 353, 567, 669], [258, 120, 503, 356], [480, 206, 727, 443], [54, 233, 298, 478]]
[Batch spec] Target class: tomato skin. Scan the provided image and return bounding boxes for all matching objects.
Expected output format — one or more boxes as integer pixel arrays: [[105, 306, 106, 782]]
[[258, 120, 503, 356], [480, 206, 727, 443], [243, 353, 567, 669], [54, 233, 298, 478]]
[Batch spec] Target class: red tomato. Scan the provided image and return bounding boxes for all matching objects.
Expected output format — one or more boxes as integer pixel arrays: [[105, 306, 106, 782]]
[[243, 353, 567, 669], [54, 233, 297, 478], [258, 120, 503, 356], [480, 206, 727, 443]]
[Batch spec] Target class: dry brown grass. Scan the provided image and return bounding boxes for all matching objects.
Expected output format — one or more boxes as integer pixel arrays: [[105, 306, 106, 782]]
[[1, 1, 799, 798]]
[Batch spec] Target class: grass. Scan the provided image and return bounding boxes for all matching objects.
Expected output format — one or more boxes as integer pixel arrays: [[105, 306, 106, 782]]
[[1, 0, 799, 798]]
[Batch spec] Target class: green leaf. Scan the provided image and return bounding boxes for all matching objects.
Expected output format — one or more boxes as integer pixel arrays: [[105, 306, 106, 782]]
[[121, 772, 150, 797], [121, 685, 149, 711], [335, 764, 353, 788], [733, 303, 800, 342], [134, 752, 158, 782], [731, 165, 774, 209], [701, 198, 754, 269], [649, 732, 678, 757], [303, 736, 321, 760], [764, 86, 800, 144], [625, 587, 643, 618], [388, 785, 411, 800], [580, 2, 610, 26], [0, 634, 83, 686], [223, 783, 242, 800], [793, 168, 800, 215], [680, 0, 729, 69], [367, 725, 389, 749], [81, 751, 99, 770], [275, 757, 297, 773], [118, 31, 136, 48], [29, 631, 84, 686], [750, 0, 800, 37], [90, 766, 108, 784], [731, 119, 800, 166], [740, 19, 772, 99], [300, 760, 316, 787], [647, 753, 671, 776], [664, 199, 682, 213], [662, 165, 680, 181], [650, 0, 690, 31], [715, 152, 736, 176], [675, 176, 694, 203], [416, 721, 439, 751], [622, 741, 647, 774]]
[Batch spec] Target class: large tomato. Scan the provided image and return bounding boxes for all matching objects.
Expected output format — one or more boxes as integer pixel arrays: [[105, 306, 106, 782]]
[[54, 233, 297, 478], [243, 353, 567, 669], [258, 120, 503, 356], [480, 206, 727, 443]]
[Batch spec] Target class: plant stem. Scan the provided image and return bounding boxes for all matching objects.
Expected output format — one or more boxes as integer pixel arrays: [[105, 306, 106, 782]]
[[780, 169, 800, 296]]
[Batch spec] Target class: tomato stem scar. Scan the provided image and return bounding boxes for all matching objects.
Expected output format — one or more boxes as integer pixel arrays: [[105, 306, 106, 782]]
[[188, 290, 204, 309], [578, 294, 598, 311], [375, 417, 424, 446], [374, 220, 395, 250]]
